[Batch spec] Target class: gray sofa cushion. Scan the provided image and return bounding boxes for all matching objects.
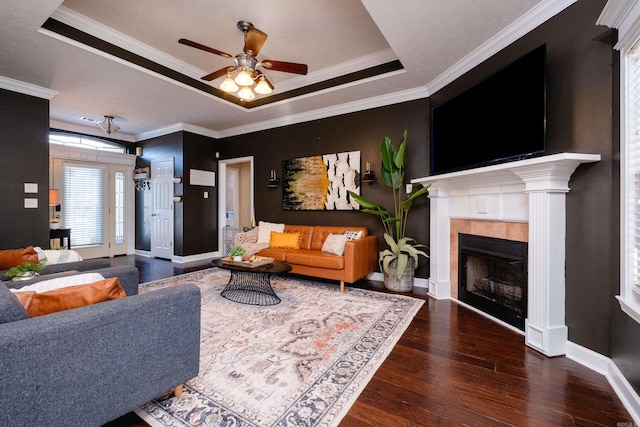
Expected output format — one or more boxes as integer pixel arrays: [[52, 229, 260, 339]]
[[0, 283, 29, 324]]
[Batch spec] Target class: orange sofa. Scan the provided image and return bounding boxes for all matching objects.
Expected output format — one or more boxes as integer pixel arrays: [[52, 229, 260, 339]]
[[236, 225, 378, 292]]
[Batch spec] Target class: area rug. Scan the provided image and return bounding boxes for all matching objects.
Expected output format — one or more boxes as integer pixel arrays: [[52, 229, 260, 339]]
[[135, 268, 424, 427]]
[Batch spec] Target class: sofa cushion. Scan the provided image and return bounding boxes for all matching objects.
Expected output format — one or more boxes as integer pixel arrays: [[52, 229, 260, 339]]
[[310, 226, 367, 250], [286, 250, 345, 270], [13, 277, 126, 318], [283, 225, 315, 250], [257, 221, 285, 243], [0, 284, 29, 324], [270, 232, 301, 249], [0, 247, 40, 270], [257, 247, 289, 261], [321, 233, 348, 256]]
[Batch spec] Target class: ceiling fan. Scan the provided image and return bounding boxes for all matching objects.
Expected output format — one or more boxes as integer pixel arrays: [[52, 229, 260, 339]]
[[179, 20, 308, 99]]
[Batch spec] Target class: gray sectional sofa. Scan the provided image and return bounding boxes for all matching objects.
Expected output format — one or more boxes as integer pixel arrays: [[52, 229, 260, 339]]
[[0, 264, 202, 426]]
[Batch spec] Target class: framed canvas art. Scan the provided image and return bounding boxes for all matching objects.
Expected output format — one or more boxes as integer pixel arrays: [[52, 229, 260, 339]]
[[283, 151, 360, 210]]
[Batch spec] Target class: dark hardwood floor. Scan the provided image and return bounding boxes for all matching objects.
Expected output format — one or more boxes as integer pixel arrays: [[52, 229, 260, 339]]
[[105, 255, 633, 426]]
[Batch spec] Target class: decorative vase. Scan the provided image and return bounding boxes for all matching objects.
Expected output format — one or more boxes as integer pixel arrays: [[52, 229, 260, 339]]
[[384, 258, 415, 292]]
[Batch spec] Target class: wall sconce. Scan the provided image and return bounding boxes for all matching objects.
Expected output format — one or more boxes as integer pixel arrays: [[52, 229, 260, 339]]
[[173, 177, 182, 184], [173, 195, 183, 202], [268, 169, 279, 188], [362, 161, 376, 183], [135, 146, 143, 157]]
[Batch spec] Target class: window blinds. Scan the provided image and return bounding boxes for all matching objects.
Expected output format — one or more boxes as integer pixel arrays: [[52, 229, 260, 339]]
[[62, 163, 105, 246]]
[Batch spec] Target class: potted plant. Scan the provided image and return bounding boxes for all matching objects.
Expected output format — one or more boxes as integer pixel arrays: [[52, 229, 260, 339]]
[[7, 262, 44, 281], [348, 130, 430, 291], [228, 245, 246, 262]]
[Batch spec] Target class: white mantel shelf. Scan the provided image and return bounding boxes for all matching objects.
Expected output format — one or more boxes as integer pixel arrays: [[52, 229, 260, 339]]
[[411, 152, 601, 191], [411, 152, 601, 357]]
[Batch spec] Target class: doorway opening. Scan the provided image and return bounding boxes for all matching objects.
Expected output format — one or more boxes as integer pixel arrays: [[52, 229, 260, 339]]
[[218, 157, 254, 256]]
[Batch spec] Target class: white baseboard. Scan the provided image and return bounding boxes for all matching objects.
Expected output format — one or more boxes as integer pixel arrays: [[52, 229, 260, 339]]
[[566, 341, 640, 425], [171, 251, 220, 264]]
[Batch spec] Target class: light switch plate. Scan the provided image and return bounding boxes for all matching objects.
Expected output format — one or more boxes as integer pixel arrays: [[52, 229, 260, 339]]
[[24, 183, 38, 193], [24, 198, 38, 208], [406, 183, 412, 193], [204, 191, 209, 199]]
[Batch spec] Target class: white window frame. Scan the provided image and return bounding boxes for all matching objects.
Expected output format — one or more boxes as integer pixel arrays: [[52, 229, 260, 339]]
[[599, 1, 640, 324]]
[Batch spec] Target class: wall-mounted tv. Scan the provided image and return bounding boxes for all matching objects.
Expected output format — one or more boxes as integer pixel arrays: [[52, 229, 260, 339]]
[[430, 44, 546, 175]]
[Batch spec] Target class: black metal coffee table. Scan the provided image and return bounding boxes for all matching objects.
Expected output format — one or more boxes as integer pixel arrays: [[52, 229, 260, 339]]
[[212, 258, 292, 305]]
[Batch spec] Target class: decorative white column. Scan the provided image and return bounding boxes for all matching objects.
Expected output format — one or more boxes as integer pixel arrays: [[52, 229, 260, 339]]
[[512, 157, 599, 356], [427, 185, 451, 299]]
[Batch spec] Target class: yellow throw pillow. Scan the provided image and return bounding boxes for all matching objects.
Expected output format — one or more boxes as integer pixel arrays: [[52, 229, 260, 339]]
[[270, 231, 301, 249], [13, 277, 126, 318]]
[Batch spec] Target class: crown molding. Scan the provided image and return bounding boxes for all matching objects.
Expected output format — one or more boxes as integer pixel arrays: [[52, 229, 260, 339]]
[[597, 0, 639, 29], [50, 6, 206, 79], [274, 48, 399, 93], [216, 86, 427, 138], [427, 0, 577, 95], [0, 76, 58, 100], [135, 122, 221, 141], [597, 0, 640, 50], [50, 119, 136, 142]]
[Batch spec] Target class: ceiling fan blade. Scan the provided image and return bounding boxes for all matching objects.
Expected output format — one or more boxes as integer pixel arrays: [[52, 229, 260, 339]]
[[262, 60, 308, 75], [178, 38, 233, 59], [201, 67, 234, 81], [244, 27, 268, 56]]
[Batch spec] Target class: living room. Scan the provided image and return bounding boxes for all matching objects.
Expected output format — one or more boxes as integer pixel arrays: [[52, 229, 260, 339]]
[[1, 0, 640, 425]]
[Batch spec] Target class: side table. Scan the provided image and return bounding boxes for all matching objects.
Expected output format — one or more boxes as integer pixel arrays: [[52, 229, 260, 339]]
[[49, 228, 71, 249]]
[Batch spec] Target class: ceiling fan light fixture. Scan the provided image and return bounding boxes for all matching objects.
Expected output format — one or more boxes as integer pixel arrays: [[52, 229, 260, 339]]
[[97, 116, 119, 134], [234, 69, 254, 86], [237, 86, 255, 100], [254, 77, 273, 94], [220, 75, 239, 92]]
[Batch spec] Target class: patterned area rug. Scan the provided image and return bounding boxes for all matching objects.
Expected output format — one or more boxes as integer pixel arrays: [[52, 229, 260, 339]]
[[135, 268, 424, 427]]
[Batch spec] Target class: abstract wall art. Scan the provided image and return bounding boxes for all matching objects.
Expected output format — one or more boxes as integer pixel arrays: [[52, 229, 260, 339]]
[[282, 151, 361, 210]]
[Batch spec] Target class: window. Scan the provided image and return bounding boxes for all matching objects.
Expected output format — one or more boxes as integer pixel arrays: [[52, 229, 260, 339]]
[[599, 0, 640, 323], [63, 163, 105, 247], [115, 171, 125, 244], [50, 133, 126, 153]]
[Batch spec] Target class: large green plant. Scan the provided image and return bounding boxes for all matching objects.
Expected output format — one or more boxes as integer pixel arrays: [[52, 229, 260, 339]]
[[348, 130, 430, 279]]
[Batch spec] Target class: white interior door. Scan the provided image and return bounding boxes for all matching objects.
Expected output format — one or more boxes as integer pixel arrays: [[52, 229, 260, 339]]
[[151, 158, 174, 260]]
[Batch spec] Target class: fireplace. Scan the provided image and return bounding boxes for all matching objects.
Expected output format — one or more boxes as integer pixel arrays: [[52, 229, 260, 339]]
[[458, 234, 527, 330], [412, 153, 601, 356]]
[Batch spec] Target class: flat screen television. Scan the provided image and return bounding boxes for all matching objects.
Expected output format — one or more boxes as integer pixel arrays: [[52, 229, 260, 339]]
[[430, 44, 546, 175]]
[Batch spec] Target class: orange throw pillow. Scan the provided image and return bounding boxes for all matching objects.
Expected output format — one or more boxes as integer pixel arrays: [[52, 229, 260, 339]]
[[0, 247, 39, 270], [270, 231, 301, 249], [13, 277, 126, 317]]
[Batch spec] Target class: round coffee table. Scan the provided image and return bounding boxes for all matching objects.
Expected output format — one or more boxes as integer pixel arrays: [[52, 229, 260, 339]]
[[212, 258, 292, 305]]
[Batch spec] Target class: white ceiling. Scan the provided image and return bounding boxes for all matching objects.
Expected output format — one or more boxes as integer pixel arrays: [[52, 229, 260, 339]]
[[0, 0, 578, 143]]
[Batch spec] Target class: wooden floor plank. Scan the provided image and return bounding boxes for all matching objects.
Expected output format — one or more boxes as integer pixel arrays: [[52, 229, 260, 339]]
[[104, 255, 633, 426]]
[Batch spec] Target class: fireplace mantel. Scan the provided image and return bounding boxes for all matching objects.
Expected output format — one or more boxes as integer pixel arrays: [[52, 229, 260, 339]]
[[411, 153, 600, 356]]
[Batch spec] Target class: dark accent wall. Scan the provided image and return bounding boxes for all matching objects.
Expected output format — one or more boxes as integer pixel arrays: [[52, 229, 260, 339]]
[[182, 132, 218, 256], [218, 99, 431, 278], [0, 89, 50, 249], [135, 131, 218, 257]]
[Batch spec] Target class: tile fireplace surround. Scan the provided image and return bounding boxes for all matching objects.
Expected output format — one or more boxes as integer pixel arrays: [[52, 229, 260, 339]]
[[412, 153, 600, 357]]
